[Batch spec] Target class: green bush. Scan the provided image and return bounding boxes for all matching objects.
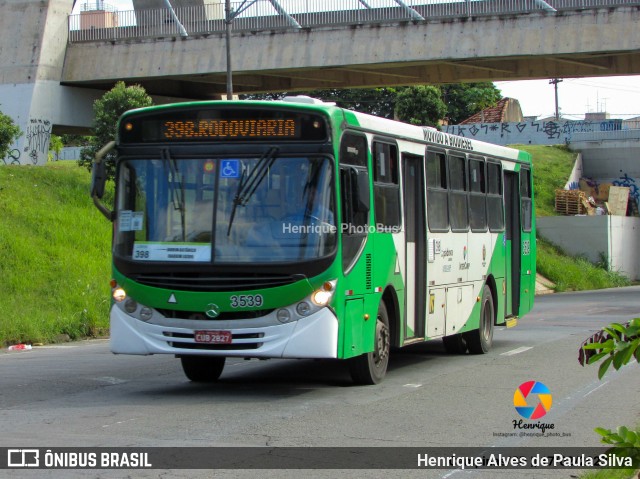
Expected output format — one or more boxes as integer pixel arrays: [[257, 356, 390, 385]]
[[536, 238, 631, 292]]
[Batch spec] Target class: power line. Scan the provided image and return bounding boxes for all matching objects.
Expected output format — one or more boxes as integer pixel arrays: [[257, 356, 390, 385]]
[[564, 78, 640, 94]]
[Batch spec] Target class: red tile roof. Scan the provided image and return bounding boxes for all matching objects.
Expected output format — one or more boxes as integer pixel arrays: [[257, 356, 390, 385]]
[[459, 98, 511, 124]]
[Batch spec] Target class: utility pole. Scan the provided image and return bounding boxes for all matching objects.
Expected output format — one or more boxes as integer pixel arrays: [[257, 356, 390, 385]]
[[225, 0, 233, 100], [224, 1, 298, 100], [549, 78, 563, 120]]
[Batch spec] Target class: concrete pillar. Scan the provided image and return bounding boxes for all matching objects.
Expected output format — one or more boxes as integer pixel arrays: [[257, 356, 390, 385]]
[[0, 0, 97, 165]]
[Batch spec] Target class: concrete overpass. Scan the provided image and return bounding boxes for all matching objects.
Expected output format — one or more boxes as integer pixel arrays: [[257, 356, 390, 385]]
[[1, 0, 640, 165]]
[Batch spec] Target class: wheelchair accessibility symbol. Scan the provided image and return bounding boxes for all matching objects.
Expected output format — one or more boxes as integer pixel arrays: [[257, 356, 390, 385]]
[[220, 159, 240, 178]]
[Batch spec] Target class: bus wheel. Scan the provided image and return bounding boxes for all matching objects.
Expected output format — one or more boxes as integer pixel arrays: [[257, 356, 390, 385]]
[[348, 302, 390, 385], [180, 356, 226, 382], [465, 285, 494, 354], [442, 334, 467, 354]]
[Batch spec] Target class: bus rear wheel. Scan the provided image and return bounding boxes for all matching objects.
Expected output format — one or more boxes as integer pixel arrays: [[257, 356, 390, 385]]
[[465, 285, 494, 354], [180, 356, 226, 382], [348, 302, 390, 385]]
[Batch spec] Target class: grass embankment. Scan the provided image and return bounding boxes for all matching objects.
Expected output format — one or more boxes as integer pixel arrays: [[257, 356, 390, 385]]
[[514, 145, 632, 292], [0, 162, 111, 346], [512, 144, 576, 217]]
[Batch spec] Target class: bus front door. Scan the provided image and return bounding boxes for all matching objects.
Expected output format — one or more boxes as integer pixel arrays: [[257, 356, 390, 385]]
[[504, 171, 521, 317], [402, 154, 426, 340]]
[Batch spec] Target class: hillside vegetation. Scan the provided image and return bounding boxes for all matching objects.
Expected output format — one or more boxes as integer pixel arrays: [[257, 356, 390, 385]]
[[0, 162, 111, 346], [0, 150, 630, 345], [511, 144, 577, 217]]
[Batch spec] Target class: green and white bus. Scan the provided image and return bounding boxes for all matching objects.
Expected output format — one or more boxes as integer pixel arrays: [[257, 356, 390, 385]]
[[91, 97, 536, 384]]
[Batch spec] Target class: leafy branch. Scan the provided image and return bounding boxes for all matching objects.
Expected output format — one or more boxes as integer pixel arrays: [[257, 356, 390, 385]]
[[579, 318, 640, 379], [579, 317, 640, 463], [594, 425, 639, 449]]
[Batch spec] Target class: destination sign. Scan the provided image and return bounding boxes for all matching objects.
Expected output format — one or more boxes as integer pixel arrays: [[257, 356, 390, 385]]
[[163, 118, 298, 140], [118, 106, 328, 144]]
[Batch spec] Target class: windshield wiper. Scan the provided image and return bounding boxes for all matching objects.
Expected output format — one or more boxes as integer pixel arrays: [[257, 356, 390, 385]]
[[162, 149, 186, 242], [227, 146, 279, 236]]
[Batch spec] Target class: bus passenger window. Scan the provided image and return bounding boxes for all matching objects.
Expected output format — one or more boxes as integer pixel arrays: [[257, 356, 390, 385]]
[[426, 151, 448, 232], [448, 155, 468, 232], [469, 158, 487, 232], [487, 162, 504, 232], [373, 142, 400, 229], [520, 168, 533, 232]]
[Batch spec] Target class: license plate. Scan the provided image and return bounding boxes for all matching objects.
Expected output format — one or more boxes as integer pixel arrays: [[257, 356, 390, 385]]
[[194, 330, 232, 344]]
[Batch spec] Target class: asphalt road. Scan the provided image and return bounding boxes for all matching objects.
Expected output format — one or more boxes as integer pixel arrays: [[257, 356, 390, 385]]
[[1, 286, 639, 479]]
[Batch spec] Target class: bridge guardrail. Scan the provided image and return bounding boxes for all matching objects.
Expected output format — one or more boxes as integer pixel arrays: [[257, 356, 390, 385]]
[[68, 0, 640, 43], [570, 129, 640, 143]]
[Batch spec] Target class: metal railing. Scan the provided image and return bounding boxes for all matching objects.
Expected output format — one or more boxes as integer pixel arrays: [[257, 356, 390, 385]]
[[570, 129, 640, 143], [78, 1, 117, 12], [68, 0, 640, 43]]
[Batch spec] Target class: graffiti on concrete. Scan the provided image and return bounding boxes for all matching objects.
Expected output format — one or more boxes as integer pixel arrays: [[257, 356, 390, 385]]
[[23, 118, 52, 165], [613, 173, 639, 206], [1, 148, 21, 165], [445, 119, 623, 144]]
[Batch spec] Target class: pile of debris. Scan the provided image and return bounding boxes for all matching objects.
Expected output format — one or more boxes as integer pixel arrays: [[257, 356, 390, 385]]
[[555, 179, 639, 217]]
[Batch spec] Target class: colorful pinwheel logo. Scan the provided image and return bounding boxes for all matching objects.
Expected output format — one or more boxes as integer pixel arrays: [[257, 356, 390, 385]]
[[514, 381, 552, 419]]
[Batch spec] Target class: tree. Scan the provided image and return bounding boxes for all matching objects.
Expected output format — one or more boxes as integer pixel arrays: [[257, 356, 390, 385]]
[[61, 134, 92, 147], [48, 134, 63, 162], [303, 88, 398, 118], [243, 82, 501, 128], [395, 85, 447, 127], [0, 107, 22, 162], [79, 82, 153, 180], [242, 88, 398, 118], [441, 82, 502, 124], [579, 318, 640, 456]]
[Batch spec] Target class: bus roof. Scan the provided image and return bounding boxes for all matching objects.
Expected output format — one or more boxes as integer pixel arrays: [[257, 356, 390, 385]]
[[120, 98, 529, 163]]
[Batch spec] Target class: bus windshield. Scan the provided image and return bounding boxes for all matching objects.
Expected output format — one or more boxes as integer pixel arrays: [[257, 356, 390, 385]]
[[114, 156, 336, 264]]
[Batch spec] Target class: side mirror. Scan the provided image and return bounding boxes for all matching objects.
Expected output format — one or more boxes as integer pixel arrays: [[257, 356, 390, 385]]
[[92, 141, 116, 221], [352, 167, 370, 213], [91, 160, 106, 199]]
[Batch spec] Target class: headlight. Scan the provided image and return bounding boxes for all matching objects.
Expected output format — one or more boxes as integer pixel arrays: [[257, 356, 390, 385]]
[[311, 280, 337, 307], [276, 309, 292, 323], [112, 287, 126, 302], [140, 307, 153, 321], [311, 290, 332, 306], [296, 301, 311, 316], [112, 282, 155, 321], [274, 280, 337, 324], [124, 299, 138, 313]]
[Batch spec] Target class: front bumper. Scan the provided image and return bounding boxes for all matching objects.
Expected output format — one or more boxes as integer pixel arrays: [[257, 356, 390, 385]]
[[110, 305, 338, 359]]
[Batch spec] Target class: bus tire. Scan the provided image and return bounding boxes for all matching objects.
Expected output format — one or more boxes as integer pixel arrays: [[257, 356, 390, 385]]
[[348, 301, 390, 385], [442, 334, 467, 354], [465, 285, 494, 354], [180, 356, 226, 382]]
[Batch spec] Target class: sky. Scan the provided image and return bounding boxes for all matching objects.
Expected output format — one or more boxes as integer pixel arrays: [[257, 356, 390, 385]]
[[495, 76, 640, 121]]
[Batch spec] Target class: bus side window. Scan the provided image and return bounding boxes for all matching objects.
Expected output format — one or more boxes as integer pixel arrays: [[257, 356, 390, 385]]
[[487, 161, 504, 232], [469, 158, 487, 232], [372, 141, 400, 229], [426, 150, 448, 232], [520, 168, 533, 232], [340, 133, 370, 272], [448, 154, 468, 232]]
